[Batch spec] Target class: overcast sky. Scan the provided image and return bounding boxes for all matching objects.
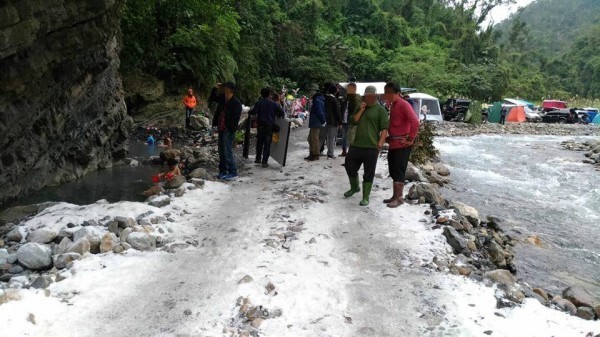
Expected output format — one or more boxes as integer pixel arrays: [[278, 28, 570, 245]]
[[484, 0, 536, 25]]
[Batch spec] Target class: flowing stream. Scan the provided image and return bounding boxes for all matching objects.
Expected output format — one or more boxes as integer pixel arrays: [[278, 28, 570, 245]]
[[436, 135, 600, 295]]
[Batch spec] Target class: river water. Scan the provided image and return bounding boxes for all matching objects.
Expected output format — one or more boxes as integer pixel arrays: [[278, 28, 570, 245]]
[[1, 142, 165, 210], [435, 135, 600, 295]]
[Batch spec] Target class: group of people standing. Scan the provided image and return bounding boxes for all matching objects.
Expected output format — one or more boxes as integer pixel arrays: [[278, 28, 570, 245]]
[[306, 82, 420, 208]]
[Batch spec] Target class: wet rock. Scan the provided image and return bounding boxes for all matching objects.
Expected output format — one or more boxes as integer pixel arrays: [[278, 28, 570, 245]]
[[5, 228, 23, 242], [442, 227, 467, 254], [486, 241, 507, 268], [126, 232, 156, 251], [100, 233, 118, 253], [408, 183, 446, 205], [576, 307, 596, 320], [149, 195, 171, 208], [552, 297, 577, 315], [486, 217, 503, 232], [17, 243, 52, 269], [450, 201, 480, 225], [67, 239, 91, 255], [27, 228, 58, 244], [433, 163, 450, 176], [53, 253, 81, 269], [31, 275, 53, 289], [164, 176, 187, 189], [483, 269, 525, 303], [532, 288, 549, 302], [562, 286, 596, 308]]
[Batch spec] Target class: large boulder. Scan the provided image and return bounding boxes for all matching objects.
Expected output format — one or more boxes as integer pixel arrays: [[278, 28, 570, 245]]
[[73, 227, 104, 254], [190, 115, 211, 130], [552, 297, 577, 315], [100, 233, 118, 253], [27, 227, 58, 244], [407, 183, 446, 205], [450, 201, 480, 224], [405, 162, 427, 182], [67, 238, 91, 255], [164, 175, 186, 189], [562, 286, 597, 308], [16, 243, 52, 269], [126, 232, 156, 251], [433, 163, 450, 176], [55, 237, 72, 255], [5, 227, 23, 242]]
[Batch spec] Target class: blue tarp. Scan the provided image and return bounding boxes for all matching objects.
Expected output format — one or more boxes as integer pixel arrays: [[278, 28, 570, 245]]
[[593, 114, 600, 124], [587, 111, 598, 122]]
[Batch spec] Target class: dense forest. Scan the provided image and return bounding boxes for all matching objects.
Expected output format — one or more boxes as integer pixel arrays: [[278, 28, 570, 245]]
[[119, 0, 600, 103], [497, 0, 600, 99]]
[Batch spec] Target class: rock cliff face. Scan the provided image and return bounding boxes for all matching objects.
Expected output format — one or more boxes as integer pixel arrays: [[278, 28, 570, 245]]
[[0, 0, 131, 204]]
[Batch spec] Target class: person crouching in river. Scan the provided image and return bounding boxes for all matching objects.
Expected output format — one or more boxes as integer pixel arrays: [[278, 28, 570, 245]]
[[383, 82, 420, 208], [343, 85, 389, 206]]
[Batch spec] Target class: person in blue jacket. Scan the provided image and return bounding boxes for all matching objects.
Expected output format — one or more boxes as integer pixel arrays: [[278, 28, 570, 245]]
[[305, 84, 326, 161]]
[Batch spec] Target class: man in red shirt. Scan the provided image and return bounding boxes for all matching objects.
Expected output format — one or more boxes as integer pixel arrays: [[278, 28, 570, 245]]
[[383, 82, 420, 208]]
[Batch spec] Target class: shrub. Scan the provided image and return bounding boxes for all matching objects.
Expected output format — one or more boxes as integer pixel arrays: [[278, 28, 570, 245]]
[[409, 122, 438, 165]]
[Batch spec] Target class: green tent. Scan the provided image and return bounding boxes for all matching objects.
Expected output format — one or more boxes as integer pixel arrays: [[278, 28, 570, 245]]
[[488, 102, 503, 123], [593, 114, 600, 124]]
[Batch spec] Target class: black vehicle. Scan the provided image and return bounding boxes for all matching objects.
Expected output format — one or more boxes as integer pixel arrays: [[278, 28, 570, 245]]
[[541, 109, 581, 124], [442, 99, 471, 121]]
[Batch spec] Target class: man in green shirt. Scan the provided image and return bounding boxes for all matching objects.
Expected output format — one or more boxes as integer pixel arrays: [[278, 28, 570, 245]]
[[344, 85, 389, 206]]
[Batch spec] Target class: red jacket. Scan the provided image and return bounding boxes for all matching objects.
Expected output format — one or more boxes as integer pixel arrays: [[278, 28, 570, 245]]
[[388, 97, 420, 149], [183, 95, 197, 109]]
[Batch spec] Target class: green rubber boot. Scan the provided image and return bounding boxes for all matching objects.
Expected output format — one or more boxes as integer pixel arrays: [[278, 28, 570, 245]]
[[344, 176, 361, 198], [359, 182, 373, 206]]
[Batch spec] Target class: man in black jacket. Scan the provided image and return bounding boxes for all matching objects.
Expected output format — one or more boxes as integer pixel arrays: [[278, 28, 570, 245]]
[[210, 82, 242, 181], [249, 87, 284, 167], [325, 84, 342, 159]]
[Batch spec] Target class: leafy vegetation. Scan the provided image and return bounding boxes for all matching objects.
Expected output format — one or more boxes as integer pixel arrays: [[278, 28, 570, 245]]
[[120, 0, 599, 103]]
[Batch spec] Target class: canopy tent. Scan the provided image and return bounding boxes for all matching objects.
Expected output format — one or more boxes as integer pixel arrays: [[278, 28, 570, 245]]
[[504, 98, 534, 109], [488, 102, 503, 123], [408, 93, 443, 122], [593, 114, 600, 125], [584, 108, 598, 122], [507, 106, 526, 123]]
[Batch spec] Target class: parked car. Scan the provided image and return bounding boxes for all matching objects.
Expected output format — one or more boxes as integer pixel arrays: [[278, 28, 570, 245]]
[[542, 109, 582, 124], [442, 99, 471, 121], [542, 100, 567, 112]]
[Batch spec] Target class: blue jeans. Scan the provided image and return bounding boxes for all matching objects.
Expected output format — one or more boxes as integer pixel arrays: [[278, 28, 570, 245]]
[[185, 108, 193, 128], [341, 124, 349, 150], [218, 130, 237, 175]]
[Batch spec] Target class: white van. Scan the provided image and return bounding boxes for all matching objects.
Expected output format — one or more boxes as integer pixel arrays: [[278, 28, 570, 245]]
[[408, 93, 443, 122]]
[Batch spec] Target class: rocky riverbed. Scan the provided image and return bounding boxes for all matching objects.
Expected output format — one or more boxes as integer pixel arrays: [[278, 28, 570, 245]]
[[562, 139, 600, 169], [434, 121, 600, 137]]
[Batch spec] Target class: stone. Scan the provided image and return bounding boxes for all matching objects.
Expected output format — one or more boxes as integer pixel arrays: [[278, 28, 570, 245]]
[[594, 305, 600, 319], [120, 228, 133, 242], [562, 286, 596, 308], [0, 248, 8, 265], [16, 243, 52, 269], [576, 307, 596, 320], [120, 242, 132, 250], [9, 275, 29, 289], [27, 227, 58, 244], [408, 183, 446, 205], [55, 237, 72, 255], [8, 265, 24, 274], [82, 220, 98, 227], [467, 239, 477, 251], [189, 115, 211, 130], [188, 168, 210, 180], [552, 298, 577, 315], [239, 275, 254, 284], [73, 227, 103, 254], [433, 163, 450, 176], [7, 253, 17, 264], [115, 217, 136, 228], [164, 175, 187, 189], [100, 233, 118, 253], [107, 221, 119, 235], [486, 241, 507, 268], [405, 162, 427, 182], [486, 217, 503, 232], [31, 275, 53, 289], [450, 201, 479, 223], [126, 232, 156, 251], [532, 288, 549, 302], [149, 195, 171, 208], [67, 239, 91, 255], [5, 227, 23, 242], [484, 269, 525, 303], [53, 253, 81, 269], [442, 227, 467, 254]]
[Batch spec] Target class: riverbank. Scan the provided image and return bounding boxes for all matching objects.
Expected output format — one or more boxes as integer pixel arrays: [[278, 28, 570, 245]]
[[434, 121, 600, 137], [1, 128, 598, 336]]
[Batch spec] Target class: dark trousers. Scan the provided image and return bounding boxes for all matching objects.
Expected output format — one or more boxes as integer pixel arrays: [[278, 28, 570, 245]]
[[388, 147, 413, 182], [500, 116, 506, 125], [344, 146, 379, 183], [218, 130, 237, 175], [185, 108, 194, 128], [256, 125, 273, 163]]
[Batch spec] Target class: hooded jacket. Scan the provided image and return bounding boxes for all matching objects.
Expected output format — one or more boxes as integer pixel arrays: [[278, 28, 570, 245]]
[[325, 94, 342, 127], [309, 93, 326, 128], [210, 87, 242, 132]]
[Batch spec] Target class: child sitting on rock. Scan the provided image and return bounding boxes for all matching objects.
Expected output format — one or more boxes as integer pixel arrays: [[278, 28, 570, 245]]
[[159, 158, 181, 181]]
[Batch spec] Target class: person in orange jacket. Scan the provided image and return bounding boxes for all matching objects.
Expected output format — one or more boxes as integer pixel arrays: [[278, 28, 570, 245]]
[[183, 88, 197, 129]]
